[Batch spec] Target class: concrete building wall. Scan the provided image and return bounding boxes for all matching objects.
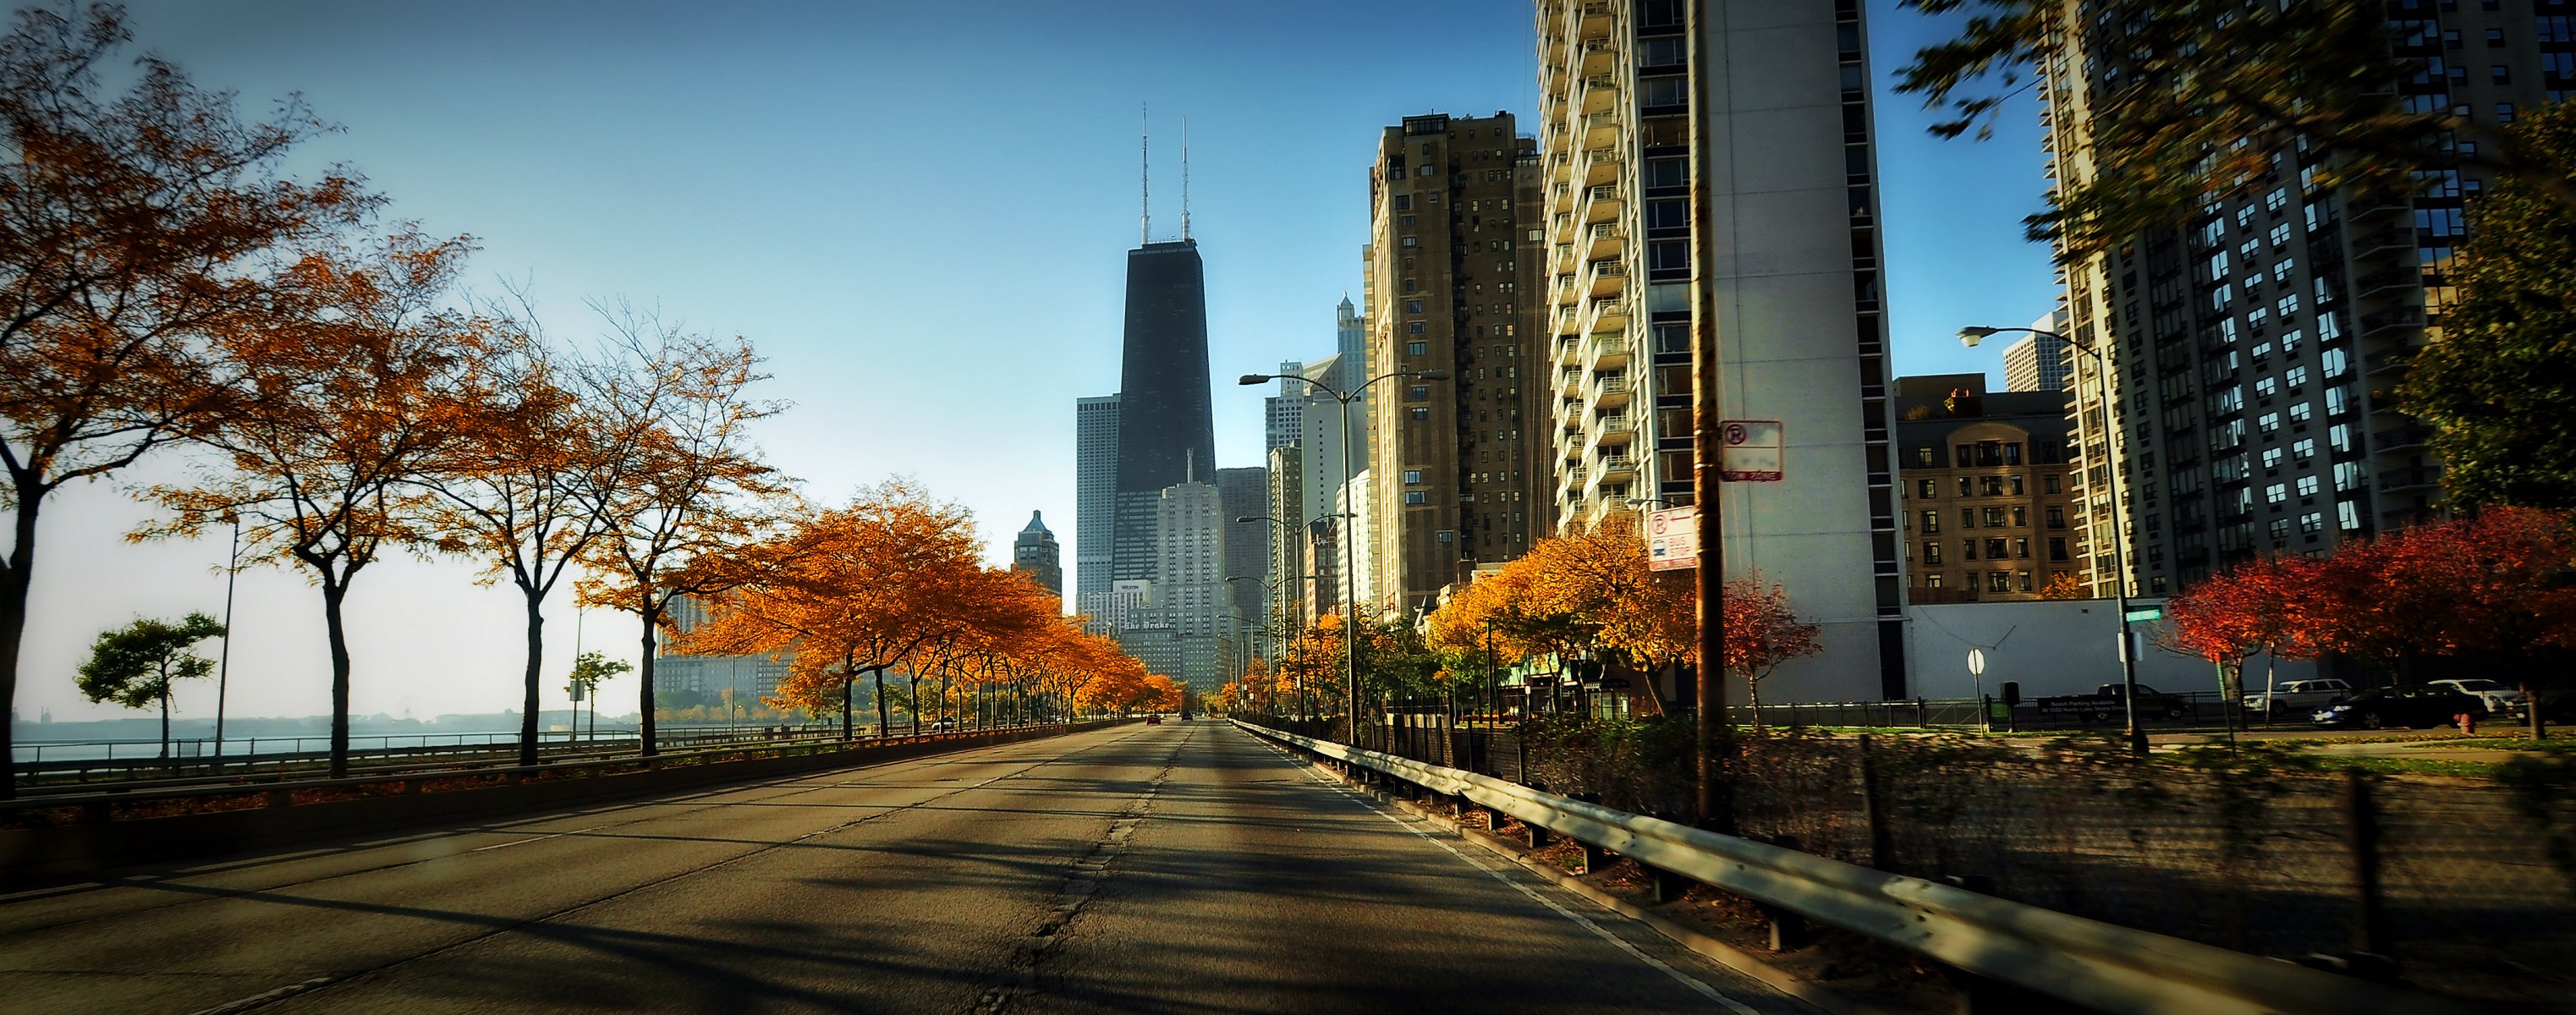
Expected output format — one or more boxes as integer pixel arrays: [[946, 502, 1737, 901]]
[[1898, 600, 2317, 703]]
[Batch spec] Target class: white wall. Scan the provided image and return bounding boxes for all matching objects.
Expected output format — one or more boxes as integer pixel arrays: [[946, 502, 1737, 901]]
[[1900, 599, 2319, 701]]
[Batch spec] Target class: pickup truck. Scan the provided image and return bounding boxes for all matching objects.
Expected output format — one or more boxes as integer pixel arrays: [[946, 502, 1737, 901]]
[[2035, 683, 2192, 723], [2244, 678, 2356, 718]]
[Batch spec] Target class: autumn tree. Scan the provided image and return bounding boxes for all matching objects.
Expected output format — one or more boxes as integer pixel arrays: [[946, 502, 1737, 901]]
[[2035, 573, 2092, 601], [138, 228, 480, 777], [0, 3, 365, 794], [75, 612, 223, 760], [684, 481, 980, 741], [2402, 101, 2576, 509], [576, 308, 784, 755], [2163, 557, 2319, 705], [1723, 580, 1822, 726], [422, 303, 620, 765], [1896, 2, 2566, 262]]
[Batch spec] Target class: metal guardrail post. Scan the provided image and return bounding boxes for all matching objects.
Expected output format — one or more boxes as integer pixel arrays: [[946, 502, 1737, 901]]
[[2343, 770, 2391, 959]]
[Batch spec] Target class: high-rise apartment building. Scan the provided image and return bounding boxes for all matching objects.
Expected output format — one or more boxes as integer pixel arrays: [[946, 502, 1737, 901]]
[[2000, 313, 2071, 393], [1111, 239, 1217, 587], [1893, 376, 2083, 601], [1073, 394, 1121, 617], [1537, 0, 1906, 700], [653, 595, 790, 703], [1341, 469, 1378, 612], [1264, 358, 1304, 453], [1011, 510, 1063, 597], [2040, 7, 2553, 596], [1151, 469, 1228, 692], [1265, 446, 1306, 636], [1364, 112, 1552, 614], [1214, 466, 1270, 629]]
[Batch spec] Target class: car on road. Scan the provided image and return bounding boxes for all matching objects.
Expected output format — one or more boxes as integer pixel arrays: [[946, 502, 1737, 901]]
[[1144, 715, 1162, 726], [2427, 678, 2525, 715], [929, 718, 956, 732], [2313, 685, 2487, 729], [2244, 678, 2355, 718]]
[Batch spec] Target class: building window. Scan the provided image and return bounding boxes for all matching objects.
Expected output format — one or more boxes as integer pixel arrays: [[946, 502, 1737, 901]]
[[1645, 199, 1689, 230], [1982, 507, 2008, 527], [1960, 508, 1975, 529], [1404, 491, 1428, 505], [1923, 541, 1942, 565], [2011, 506, 2027, 526], [2043, 475, 2061, 494], [1916, 479, 1936, 499], [2265, 483, 2288, 505], [1920, 510, 1941, 534], [1409, 385, 1430, 400], [1958, 476, 1975, 497], [1645, 156, 1686, 187], [1988, 571, 2012, 593], [2048, 537, 2068, 561], [2296, 475, 2321, 497], [2017, 570, 2033, 592], [1963, 539, 1978, 561], [1410, 407, 1429, 421], [2299, 512, 2324, 535], [1407, 341, 1428, 355], [1403, 469, 1424, 484], [1925, 572, 1943, 589]]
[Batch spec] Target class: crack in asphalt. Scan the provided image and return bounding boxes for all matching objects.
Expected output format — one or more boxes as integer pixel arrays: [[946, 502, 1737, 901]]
[[969, 730, 1184, 1015]]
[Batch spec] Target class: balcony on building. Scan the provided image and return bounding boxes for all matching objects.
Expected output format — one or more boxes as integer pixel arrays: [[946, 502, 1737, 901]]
[[1581, 111, 1619, 151], [1556, 334, 1582, 367], [1574, 0, 1614, 39], [1557, 365, 1585, 398], [1580, 72, 1618, 114], [2364, 342, 2422, 376], [1585, 221, 1623, 260], [1583, 183, 1621, 224], [1590, 370, 1632, 409], [2371, 423, 2434, 452], [1593, 410, 1636, 445], [1586, 258, 1626, 299], [1583, 145, 1622, 187], [2359, 305, 2425, 339], [1590, 332, 1630, 370], [1596, 450, 1639, 480], [2381, 464, 2444, 491], [2348, 227, 2414, 261], [1585, 295, 1628, 337], [1578, 35, 1617, 76], [2351, 266, 2421, 300]]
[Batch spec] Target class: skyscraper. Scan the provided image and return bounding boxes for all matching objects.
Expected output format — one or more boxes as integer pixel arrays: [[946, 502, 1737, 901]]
[[1365, 111, 1552, 615], [1537, 0, 1905, 700], [1112, 239, 1217, 586], [1152, 467, 1228, 692], [1213, 466, 1270, 628], [2037, 8, 2549, 596], [1264, 358, 1304, 453], [1074, 394, 1121, 617], [1266, 445, 1306, 635], [2000, 313, 2071, 393], [1011, 510, 1063, 598]]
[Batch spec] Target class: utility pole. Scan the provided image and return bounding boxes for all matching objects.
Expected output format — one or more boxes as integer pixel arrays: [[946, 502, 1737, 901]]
[[1688, 0, 1732, 833]]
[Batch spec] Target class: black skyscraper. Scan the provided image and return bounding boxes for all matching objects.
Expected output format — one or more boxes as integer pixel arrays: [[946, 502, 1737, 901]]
[[1111, 239, 1216, 584]]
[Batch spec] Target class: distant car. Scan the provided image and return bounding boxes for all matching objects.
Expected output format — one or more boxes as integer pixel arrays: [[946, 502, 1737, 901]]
[[2314, 685, 2485, 730], [2427, 679, 2525, 715], [2244, 678, 2355, 718], [929, 718, 956, 731], [1144, 715, 1162, 726]]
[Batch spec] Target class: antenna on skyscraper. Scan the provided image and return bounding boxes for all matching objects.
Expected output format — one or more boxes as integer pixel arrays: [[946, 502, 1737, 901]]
[[1181, 117, 1191, 241], [1140, 104, 1151, 245]]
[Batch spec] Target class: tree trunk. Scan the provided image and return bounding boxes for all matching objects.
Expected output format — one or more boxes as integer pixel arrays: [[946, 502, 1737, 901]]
[[320, 575, 355, 779], [1747, 676, 1764, 732], [909, 673, 921, 735], [637, 595, 661, 758], [519, 589, 545, 767], [158, 682, 172, 763], [0, 493, 41, 799], [841, 670, 853, 740], [872, 667, 889, 738]]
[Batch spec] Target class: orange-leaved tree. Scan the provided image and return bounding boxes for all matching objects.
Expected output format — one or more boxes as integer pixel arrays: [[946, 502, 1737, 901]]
[[0, 3, 369, 794], [575, 307, 785, 755], [683, 480, 979, 739], [137, 228, 480, 777]]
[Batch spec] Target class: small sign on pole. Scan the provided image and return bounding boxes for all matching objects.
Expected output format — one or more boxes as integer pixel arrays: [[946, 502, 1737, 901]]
[[2123, 606, 2164, 623], [1647, 507, 1698, 572], [1719, 420, 1785, 482], [1966, 648, 1986, 677]]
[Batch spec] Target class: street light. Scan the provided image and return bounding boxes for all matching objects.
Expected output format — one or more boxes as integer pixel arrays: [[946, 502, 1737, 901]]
[[1961, 324, 2148, 756], [1239, 367, 1452, 741]]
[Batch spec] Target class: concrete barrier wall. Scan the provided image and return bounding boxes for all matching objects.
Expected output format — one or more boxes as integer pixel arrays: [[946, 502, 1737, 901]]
[[0, 721, 1125, 885]]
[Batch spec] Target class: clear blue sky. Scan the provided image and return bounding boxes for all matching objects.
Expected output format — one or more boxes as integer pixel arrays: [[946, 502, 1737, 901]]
[[16, 0, 2052, 726]]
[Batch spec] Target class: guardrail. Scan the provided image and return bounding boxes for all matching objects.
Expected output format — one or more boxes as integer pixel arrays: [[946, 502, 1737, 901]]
[[1235, 719, 2465, 1015], [2, 721, 1077, 821]]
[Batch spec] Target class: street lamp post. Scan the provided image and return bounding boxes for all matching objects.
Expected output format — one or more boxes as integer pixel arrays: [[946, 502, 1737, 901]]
[[1961, 325, 2149, 756], [1240, 368, 1450, 742]]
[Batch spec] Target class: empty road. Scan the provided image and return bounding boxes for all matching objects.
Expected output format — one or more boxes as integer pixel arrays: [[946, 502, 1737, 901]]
[[0, 721, 1803, 1014]]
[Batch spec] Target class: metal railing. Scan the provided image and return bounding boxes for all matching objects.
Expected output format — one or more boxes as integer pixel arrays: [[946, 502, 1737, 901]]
[[1235, 720, 2466, 1015]]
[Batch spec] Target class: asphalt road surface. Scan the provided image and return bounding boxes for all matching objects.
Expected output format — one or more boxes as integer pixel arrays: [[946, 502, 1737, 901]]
[[0, 721, 1809, 1015]]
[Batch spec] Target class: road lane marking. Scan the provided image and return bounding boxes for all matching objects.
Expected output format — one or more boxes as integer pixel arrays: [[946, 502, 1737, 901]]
[[1260, 736, 1761, 1015], [184, 976, 333, 1015]]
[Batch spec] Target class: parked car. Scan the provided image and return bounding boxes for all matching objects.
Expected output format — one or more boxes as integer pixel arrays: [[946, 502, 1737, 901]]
[[2427, 679, 2525, 715], [2313, 685, 2487, 730], [2244, 678, 2355, 718]]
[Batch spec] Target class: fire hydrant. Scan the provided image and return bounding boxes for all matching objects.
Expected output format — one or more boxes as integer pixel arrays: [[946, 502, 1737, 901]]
[[2457, 712, 2476, 735]]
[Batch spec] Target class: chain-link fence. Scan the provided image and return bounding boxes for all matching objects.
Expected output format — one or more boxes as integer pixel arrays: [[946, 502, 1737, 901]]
[[1239, 711, 2576, 1009]]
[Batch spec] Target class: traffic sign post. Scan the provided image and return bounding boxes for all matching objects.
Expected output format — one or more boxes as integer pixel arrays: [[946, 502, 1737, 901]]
[[2123, 606, 2164, 623], [1718, 420, 1785, 482], [1647, 507, 1698, 571], [1966, 649, 1987, 729]]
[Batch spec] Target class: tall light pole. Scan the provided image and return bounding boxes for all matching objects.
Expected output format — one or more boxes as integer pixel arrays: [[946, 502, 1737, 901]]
[[213, 515, 239, 760], [1239, 367, 1450, 741], [1961, 325, 2148, 756]]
